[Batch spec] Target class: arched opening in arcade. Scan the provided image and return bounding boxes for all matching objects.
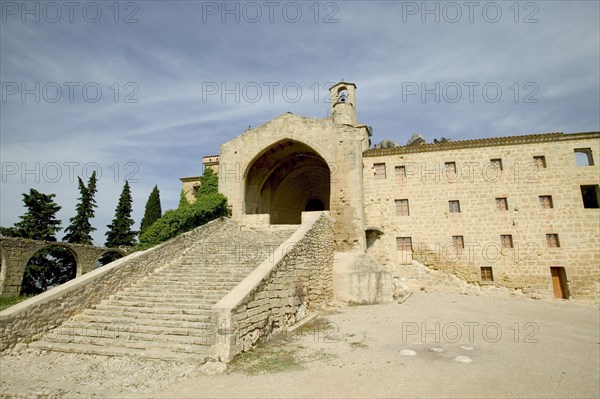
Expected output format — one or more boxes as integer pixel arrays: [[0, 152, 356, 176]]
[[20, 245, 77, 296], [244, 139, 331, 224], [96, 250, 125, 268]]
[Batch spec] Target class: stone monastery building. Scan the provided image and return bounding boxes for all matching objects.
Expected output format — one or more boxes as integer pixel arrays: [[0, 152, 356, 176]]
[[182, 82, 600, 304]]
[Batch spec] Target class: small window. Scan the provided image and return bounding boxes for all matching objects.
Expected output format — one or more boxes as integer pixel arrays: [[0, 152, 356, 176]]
[[546, 234, 560, 248], [449, 200, 461, 213], [533, 156, 546, 169], [396, 237, 413, 251], [480, 267, 494, 282], [574, 148, 594, 166], [395, 199, 410, 216], [580, 185, 600, 208], [452, 235, 464, 250], [490, 158, 503, 171], [501, 235, 513, 249], [374, 163, 386, 179], [444, 162, 457, 176], [539, 195, 554, 209], [495, 197, 508, 211], [395, 166, 406, 180]]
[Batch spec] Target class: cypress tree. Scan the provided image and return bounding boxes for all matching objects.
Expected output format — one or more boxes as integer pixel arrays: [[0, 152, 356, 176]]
[[140, 185, 162, 235], [63, 172, 98, 244], [105, 180, 137, 247]]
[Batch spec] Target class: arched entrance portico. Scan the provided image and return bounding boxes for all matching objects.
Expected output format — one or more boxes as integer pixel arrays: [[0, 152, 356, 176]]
[[244, 139, 331, 224]]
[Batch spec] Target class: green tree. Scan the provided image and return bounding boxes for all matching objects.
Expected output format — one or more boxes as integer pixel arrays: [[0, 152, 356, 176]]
[[63, 172, 98, 244], [197, 167, 218, 196], [105, 181, 137, 248], [8, 189, 76, 295], [140, 185, 162, 235], [100, 181, 136, 265], [178, 189, 190, 208], [13, 189, 62, 240]]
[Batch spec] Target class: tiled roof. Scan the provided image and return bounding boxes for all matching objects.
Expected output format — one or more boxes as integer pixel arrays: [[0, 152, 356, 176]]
[[364, 131, 600, 157]]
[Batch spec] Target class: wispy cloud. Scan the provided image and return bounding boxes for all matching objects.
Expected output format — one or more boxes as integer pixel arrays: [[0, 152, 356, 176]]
[[1, 0, 598, 242]]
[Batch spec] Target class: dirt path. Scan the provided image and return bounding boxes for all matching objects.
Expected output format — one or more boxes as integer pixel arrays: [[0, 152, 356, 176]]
[[1, 292, 598, 398]]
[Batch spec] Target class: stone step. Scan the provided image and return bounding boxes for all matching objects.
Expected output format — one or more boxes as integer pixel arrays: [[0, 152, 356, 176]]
[[52, 321, 215, 345], [100, 298, 217, 309], [111, 293, 226, 303], [93, 303, 213, 316], [121, 287, 236, 296], [143, 274, 249, 281], [82, 308, 212, 322], [24, 220, 293, 361], [38, 330, 212, 352], [29, 341, 210, 363], [72, 313, 213, 330], [136, 278, 246, 286]]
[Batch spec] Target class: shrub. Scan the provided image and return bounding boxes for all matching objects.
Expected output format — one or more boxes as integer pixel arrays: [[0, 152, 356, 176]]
[[137, 192, 228, 250]]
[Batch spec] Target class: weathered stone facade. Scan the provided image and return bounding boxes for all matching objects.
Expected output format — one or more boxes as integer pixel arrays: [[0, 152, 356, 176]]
[[363, 133, 600, 303], [183, 82, 600, 304], [218, 83, 370, 252]]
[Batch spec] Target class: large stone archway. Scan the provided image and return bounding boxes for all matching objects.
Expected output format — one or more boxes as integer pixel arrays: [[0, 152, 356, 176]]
[[244, 139, 331, 224]]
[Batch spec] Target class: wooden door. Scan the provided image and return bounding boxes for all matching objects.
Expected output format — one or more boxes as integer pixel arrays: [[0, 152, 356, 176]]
[[550, 267, 568, 299]]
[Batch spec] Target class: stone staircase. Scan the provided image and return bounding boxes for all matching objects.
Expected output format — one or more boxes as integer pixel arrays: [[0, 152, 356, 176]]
[[30, 221, 296, 363]]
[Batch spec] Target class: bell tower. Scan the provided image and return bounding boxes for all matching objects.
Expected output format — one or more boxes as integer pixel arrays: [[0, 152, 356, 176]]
[[330, 82, 357, 125]]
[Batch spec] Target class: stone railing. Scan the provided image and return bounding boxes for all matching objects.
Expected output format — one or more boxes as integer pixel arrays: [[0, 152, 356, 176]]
[[0, 218, 227, 351], [211, 212, 334, 362]]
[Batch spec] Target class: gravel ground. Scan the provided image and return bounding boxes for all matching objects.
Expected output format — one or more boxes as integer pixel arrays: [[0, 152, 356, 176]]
[[1, 292, 598, 398]]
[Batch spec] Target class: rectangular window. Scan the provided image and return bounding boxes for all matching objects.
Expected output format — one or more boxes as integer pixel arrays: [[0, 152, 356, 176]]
[[452, 235, 464, 250], [580, 185, 600, 208], [533, 156, 547, 169], [539, 195, 554, 209], [396, 237, 413, 251], [574, 148, 594, 166], [481, 267, 494, 282], [449, 200, 461, 213], [395, 199, 410, 216], [501, 234, 513, 249], [395, 166, 406, 180], [495, 197, 508, 211], [444, 162, 457, 177], [490, 158, 503, 171], [374, 163, 386, 179], [546, 234, 560, 248]]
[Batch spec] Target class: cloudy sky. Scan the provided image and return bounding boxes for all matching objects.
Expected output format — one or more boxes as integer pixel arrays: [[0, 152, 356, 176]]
[[1, 0, 599, 244]]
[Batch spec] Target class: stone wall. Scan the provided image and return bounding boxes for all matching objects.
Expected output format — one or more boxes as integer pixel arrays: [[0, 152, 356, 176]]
[[219, 113, 369, 251], [0, 218, 227, 351], [211, 212, 334, 362], [363, 132, 600, 304]]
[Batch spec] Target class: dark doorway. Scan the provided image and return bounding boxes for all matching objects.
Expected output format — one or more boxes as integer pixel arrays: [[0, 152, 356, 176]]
[[245, 139, 331, 224], [305, 198, 325, 212], [550, 267, 569, 299]]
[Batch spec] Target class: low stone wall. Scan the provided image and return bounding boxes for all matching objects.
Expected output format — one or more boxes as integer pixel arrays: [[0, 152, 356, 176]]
[[212, 212, 334, 362], [0, 218, 227, 351], [333, 252, 393, 304]]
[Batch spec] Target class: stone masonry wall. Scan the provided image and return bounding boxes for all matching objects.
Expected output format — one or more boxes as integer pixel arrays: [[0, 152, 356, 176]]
[[219, 113, 369, 251], [0, 218, 227, 351], [212, 212, 334, 362], [363, 133, 600, 304]]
